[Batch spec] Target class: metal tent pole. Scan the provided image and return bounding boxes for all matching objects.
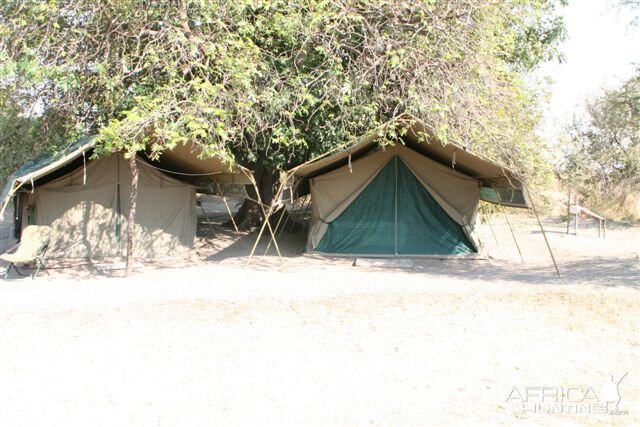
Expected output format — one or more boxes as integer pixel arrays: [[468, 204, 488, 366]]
[[484, 209, 499, 245], [525, 185, 561, 278], [286, 194, 311, 234], [493, 186, 524, 263]]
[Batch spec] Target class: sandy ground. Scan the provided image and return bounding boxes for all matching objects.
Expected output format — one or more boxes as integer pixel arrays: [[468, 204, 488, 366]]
[[0, 198, 638, 426]]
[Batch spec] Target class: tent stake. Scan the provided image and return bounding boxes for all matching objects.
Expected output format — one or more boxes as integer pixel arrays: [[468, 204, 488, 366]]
[[525, 186, 561, 278], [493, 186, 524, 263]]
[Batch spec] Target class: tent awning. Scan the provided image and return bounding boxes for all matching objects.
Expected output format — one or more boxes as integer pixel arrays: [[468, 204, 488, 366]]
[[140, 143, 252, 185], [289, 114, 529, 208], [0, 137, 253, 217]]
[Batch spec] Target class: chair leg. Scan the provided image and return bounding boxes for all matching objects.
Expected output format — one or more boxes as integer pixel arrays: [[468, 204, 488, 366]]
[[3, 263, 13, 279], [13, 265, 28, 277], [33, 258, 47, 280]]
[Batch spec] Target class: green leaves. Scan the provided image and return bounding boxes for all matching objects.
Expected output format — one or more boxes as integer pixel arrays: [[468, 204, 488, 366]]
[[0, 0, 564, 183], [559, 70, 640, 220]]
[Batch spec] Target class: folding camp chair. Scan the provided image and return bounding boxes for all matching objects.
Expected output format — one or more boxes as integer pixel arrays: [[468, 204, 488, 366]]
[[1, 225, 52, 280]]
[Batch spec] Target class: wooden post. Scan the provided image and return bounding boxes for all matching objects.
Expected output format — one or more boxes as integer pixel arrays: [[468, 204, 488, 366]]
[[574, 194, 579, 236], [125, 153, 139, 277], [245, 171, 286, 266], [264, 177, 306, 255], [222, 196, 239, 233], [566, 190, 571, 234], [263, 202, 289, 256]]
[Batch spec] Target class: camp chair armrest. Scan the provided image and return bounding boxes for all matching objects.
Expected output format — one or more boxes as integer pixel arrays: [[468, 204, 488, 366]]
[[3, 242, 20, 254]]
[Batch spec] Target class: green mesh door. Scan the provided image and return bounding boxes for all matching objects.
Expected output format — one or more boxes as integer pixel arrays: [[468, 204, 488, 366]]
[[315, 156, 476, 255]]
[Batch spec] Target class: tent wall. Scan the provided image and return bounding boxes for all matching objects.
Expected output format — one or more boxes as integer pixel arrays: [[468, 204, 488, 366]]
[[26, 154, 196, 259], [308, 144, 481, 253]]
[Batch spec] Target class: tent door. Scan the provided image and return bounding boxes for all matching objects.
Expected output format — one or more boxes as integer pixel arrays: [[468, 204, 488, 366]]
[[315, 156, 476, 256]]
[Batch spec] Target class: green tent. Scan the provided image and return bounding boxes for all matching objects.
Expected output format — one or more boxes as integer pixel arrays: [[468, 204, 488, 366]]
[[316, 156, 476, 255], [288, 114, 529, 257]]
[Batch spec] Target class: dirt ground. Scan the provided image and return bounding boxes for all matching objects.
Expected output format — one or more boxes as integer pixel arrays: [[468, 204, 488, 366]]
[[0, 197, 638, 426]]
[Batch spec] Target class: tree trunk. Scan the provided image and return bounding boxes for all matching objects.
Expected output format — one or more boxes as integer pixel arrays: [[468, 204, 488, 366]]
[[228, 166, 283, 231], [125, 154, 139, 277]]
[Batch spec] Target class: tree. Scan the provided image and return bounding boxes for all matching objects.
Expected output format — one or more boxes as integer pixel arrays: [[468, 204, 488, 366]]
[[560, 70, 640, 219], [1, 1, 566, 231]]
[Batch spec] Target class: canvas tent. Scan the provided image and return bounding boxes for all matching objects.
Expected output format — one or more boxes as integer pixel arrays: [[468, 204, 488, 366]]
[[288, 115, 529, 257], [0, 137, 251, 259]]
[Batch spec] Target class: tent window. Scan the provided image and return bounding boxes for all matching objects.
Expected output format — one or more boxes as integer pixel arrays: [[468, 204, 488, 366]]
[[480, 186, 527, 207]]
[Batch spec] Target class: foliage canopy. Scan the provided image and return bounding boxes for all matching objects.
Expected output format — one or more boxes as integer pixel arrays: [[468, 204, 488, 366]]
[[1, 0, 566, 186], [560, 70, 640, 219]]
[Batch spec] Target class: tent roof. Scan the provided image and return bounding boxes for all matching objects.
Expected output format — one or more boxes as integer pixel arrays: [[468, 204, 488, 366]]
[[291, 114, 522, 185], [140, 143, 252, 185], [288, 114, 529, 208], [0, 136, 251, 216]]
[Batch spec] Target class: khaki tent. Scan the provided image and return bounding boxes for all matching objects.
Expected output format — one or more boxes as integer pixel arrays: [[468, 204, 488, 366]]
[[288, 115, 529, 256], [0, 137, 250, 259]]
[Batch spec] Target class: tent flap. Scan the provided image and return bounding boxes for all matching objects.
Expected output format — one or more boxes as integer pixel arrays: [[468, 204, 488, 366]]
[[315, 157, 476, 256]]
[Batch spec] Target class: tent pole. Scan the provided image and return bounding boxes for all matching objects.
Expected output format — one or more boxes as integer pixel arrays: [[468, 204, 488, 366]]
[[292, 195, 312, 245], [277, 204, 294, 235], [282, 192, 310, 235], [492, 185, 524, 263], [525, 185, 561, 278], [284, 179, 308, 234], [485, 209, 499, 245], [298, 195, 311, 229], [263, 201, 287, 256], [222, 196, 239, 233], [246, 208, 268, 265], [245, 171, 284, 266], [0, 183, 20, 220], [264, 173, 299, 255], [259, 176, 290, 259], [244, 171, 267, 265]]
